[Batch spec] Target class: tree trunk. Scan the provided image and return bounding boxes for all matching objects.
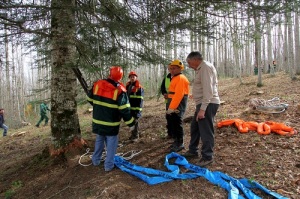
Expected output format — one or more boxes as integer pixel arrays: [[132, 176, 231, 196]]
[[253, 4, 262, 86], [294, 8, 300, 75], [267, 15, 274, 76], [50, 0, 83, 155], [5, 23, 11, 114], [287, 11, 295, 79]]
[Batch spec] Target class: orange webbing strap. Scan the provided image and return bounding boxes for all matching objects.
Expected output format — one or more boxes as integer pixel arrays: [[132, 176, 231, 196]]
[[217, 119, 297, 136]]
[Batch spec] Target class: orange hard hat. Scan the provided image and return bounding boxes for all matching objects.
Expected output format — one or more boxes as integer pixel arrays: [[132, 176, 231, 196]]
[[128, 71, 138, 78], [109, 66, 123, 82]]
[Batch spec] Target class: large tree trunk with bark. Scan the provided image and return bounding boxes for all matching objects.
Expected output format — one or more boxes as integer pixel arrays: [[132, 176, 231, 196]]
[[50, 0, 83, 155]]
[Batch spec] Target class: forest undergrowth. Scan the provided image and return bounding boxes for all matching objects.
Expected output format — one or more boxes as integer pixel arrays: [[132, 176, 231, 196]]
[[0, 72, 299, 199]]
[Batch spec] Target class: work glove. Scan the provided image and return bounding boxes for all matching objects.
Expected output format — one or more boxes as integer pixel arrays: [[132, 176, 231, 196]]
[[129, 125, 135, 132], [166, 109, 180, 114]]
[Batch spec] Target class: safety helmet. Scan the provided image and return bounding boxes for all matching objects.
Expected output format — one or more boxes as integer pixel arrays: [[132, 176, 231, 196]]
[[109, 66, 123, 82], [128, 71, 138, 78], [170, 59, 184, 70]]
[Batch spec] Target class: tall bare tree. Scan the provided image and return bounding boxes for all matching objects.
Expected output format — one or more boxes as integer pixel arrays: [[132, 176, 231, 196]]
[[294, 6, 300, 75]]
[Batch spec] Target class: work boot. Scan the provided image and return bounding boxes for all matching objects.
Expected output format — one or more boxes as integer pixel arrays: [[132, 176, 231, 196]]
[[164, 134, 173, 139], [170, 144, 184, 152], [129, 131, 139, 142], [183, 150, 199, 158], [169, 140, 177, 149], [35, 124, 39, 128], [170, 137, 184, 152], [198, 158, 213, 167]]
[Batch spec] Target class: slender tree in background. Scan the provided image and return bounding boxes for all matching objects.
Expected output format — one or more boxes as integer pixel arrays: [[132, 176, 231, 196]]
[[0, 0, 300, 156], [295, 6, 300, 75], [287, 9, 296, 79]]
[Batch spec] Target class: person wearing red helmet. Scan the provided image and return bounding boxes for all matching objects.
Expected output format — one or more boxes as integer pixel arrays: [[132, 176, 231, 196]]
[[126, 71, 144, 141], [87, 66, 135, 171]]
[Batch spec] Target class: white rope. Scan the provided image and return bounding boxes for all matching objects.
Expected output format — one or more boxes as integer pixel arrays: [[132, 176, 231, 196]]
[[78, 148, 142, 166], [249, 97, 288, 113], [78, 148, 93, 166], [117, 150, 142, 160]]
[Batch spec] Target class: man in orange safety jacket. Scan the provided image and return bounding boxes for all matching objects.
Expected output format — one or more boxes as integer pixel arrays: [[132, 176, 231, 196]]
[[167, 59, 190, 152]]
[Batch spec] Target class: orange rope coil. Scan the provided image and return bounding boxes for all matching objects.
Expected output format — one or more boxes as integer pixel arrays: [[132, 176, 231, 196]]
[[217, 119, 297, 136]]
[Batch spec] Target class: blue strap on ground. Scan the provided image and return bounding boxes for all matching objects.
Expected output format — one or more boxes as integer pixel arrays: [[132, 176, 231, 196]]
[[114, 152, 288, 199]]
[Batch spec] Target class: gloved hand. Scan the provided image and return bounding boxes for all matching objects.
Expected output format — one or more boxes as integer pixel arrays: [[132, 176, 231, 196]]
[[166, 109, 180, 114], [129, 125, 135, 132]]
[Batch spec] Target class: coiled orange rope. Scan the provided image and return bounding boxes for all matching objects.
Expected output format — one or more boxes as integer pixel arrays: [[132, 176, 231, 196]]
[[217, 119, 297, 136]]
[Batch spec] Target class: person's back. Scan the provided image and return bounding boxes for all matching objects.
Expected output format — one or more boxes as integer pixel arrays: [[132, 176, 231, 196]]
[[87, 66, 135, 171], [88, 78, 133, 135]]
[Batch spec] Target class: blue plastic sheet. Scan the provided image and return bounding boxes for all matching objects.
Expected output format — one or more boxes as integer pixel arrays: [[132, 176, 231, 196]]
[[114, 152, 288, 199]]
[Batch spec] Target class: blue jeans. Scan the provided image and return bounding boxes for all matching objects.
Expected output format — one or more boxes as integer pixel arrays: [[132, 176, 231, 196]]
[[92, 134, 118, 171], [0, 123, 8, 136]]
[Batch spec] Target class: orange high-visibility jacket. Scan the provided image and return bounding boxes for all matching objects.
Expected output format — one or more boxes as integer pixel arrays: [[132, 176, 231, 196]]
[[167, 73, 190, 109]]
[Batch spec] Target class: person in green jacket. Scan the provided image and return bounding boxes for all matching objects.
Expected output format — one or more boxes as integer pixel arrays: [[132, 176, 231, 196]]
[[35, 102, 51, 127]]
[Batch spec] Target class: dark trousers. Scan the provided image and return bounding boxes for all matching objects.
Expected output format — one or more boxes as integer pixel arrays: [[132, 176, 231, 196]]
[[165, 103, 173, 137], [36, 114, 49, 126], [168, 112, 184, 145], [166, 113, 173, 137], [188, 103, 219, 160]]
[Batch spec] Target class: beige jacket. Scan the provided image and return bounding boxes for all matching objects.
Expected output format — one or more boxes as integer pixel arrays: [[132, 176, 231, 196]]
[[192, 60, 220, 111]]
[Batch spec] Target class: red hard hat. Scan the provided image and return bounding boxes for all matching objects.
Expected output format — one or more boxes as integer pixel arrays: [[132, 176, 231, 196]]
[[128, 71, 138, 78], [109, 66, 123, 82]]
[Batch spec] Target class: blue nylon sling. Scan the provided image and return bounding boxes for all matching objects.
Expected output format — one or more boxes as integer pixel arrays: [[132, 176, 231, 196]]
[[114, 152, 288, 199]]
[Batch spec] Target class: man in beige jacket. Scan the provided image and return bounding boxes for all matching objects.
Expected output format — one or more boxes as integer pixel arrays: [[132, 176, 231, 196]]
[[184, 51, 220, 167]]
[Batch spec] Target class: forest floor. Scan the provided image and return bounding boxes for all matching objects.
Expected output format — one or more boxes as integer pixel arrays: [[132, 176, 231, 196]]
[[0, 72, 300, 199]]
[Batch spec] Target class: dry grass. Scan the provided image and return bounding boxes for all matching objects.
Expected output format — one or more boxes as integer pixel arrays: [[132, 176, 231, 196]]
[[0, 72, 299, 199]]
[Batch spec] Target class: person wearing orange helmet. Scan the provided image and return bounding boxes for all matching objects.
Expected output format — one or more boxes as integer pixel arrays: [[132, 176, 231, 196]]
[[126, 71, 144, 141], [87, 66, 135, 171], [166, 59, 190, 152]]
